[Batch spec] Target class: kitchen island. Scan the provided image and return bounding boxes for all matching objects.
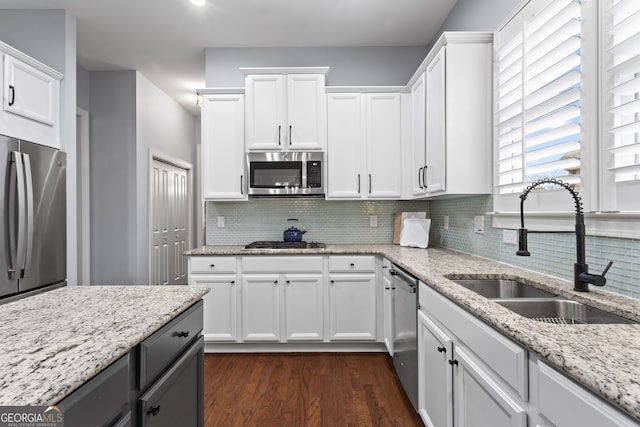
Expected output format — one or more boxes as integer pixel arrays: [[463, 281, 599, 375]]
[[185, 244, 640, 423], [0, 285, 209, 409]]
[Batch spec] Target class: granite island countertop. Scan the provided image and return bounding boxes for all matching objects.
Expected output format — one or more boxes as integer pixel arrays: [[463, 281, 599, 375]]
[[0, 285, 209, 406], [186, 244, 640, 422]]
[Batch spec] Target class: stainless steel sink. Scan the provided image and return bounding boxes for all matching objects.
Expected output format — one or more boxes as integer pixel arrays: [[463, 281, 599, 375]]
[[495, 298, 637, 325], [453, 279, 558, 299]]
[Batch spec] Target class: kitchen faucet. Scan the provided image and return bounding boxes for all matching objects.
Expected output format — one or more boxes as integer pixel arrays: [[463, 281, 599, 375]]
[[516, 178, 613, 292]]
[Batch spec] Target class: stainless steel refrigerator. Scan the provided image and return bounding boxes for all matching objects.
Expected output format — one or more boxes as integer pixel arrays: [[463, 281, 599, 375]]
[[1, 135, 66, 301]]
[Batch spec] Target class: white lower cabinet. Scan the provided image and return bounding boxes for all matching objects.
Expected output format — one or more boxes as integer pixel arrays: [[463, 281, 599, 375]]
[[191, 275, 238, 342], [283, 273, 324, 341], [531, 357, 639, 427], [188, 257, 239, 343], [452, 345, 527, 427], [382, 258, 394, 355], [418, 310, 453, 427], [328, 255, 377, 341], [418, 282, 527, 427], [241, 274, 281, 341], [241, 256, 325, 342]]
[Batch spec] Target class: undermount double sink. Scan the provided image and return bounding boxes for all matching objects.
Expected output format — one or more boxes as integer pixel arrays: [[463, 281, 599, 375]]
[[452, 279, 636, 325]]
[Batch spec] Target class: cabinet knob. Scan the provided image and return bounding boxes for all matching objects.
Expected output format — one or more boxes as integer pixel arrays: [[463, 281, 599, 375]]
[[437, 346, 446, 353], [230, 280, 235, 284], [147, 405, 161, 416], [177, 331, 190, 338], [330, 280, 335, 284], [274, 280, 278, 284], [286, 280, 291, 284], [350, 263, 355, 267], [209, 264, 215, 268], [449, 359, 459, 366]]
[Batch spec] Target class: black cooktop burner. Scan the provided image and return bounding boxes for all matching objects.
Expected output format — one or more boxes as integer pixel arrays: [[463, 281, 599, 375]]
[[243, 241, 326, 250]]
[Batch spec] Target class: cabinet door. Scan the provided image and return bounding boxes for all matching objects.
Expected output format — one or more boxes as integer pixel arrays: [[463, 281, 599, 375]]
[[191, 275, 238, 342], [418, 311, 453, 427], [327, 93, 365, 198], [382, 271, 394, 355], [283, 273, 324, 341], [425, 48, 446, 194], [241, 274, 281, 341], [365, 93, 402, 198], [410, 72, 427, 197], [201, 94, 246, 200], [245, 74, 286, 150], [139, 337, 204, 427], [328, 274, 377, 340], [287, 74, 326, 150], [3, 55, 57, 126], [452, 345, 527, 427]]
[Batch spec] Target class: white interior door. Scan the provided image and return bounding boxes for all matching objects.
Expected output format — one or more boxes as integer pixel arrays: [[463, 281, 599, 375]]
[[151, 159, 189, 285]]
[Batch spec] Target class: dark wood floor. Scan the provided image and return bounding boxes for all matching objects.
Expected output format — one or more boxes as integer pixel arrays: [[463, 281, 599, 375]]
[[204, 353, 423, 427]]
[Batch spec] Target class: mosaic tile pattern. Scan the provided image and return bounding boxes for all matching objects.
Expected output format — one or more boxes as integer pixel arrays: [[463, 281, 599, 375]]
[[429, 195, 640, 299], [205, 199, 430, 245]]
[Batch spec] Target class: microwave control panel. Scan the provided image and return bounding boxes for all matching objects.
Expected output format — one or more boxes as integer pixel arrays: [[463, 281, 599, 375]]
[[307, 161, 322, 188]]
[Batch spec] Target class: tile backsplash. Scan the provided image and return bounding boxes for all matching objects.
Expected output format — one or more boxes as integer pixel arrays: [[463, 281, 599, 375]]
[[205, 199, 429, 245], [204, 196, 639, 300], [429, 195, 640, 299]]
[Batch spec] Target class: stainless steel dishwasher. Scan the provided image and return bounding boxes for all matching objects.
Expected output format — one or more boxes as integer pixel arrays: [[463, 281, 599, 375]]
[[391, 264, 419, 412]]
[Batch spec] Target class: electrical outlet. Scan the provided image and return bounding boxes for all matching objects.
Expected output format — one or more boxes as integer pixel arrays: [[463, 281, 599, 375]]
[[503, 229, 517, 245], [443, 215, 449, 230], [369, 215, 378, 228], [217, 215, 225, 228], [473, 215, 485, 234]]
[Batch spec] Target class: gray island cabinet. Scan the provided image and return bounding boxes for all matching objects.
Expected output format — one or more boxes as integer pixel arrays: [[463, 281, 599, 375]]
[[0, 286, 208, 427]]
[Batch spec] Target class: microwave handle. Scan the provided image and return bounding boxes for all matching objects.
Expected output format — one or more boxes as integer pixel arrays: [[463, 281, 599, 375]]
[[240, 175, 244, 195]]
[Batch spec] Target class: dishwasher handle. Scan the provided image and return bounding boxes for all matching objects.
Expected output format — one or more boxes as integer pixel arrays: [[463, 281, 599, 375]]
[[389, 265, 418, 287]]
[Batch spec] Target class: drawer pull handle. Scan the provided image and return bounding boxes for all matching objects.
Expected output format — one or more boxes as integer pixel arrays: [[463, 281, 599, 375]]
[[147, 405, 161, 416], [437, 346, 446, 353], [448, 359, 458, 366], [177, 331, 190, 338], [350, 263, 355, 267]]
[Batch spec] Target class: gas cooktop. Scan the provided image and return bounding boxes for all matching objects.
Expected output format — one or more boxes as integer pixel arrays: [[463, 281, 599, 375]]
[[243, 241, 326, 250]]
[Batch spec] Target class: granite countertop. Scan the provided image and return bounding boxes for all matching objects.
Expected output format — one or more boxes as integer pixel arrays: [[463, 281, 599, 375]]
[[186, 244, 640, 421], [0, 285, 209, 406]]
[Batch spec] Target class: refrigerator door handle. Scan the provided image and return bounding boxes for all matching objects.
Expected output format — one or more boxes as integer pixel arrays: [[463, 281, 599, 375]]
[[8, 152, 27, 280], [22, 153, 34, 278]]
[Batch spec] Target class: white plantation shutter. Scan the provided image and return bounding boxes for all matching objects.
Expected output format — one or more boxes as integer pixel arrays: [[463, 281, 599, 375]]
[[603, 0, 640, 211], [495, 0, 583, 197]]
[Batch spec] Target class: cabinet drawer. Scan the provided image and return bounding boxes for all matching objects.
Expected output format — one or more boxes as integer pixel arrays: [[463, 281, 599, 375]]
[[242, 256, 323, 273], [189, 256, 236, 274], [58, 354, 129, 427], [139, 336, 204, 427], [329, 256, 376, 273], [421, 283, 528, 401], [140, 301, 203, 390]]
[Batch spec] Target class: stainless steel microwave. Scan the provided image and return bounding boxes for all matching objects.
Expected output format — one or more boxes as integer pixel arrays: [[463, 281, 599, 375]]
[[247, 152, 324, 197]]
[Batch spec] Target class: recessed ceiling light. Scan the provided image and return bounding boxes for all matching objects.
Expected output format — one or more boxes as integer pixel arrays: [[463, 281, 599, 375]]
[[190, 0, 205, 6]]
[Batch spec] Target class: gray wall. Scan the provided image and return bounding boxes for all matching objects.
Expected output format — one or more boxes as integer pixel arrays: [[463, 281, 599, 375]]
[[77, 65, 90, 111], [90, 71, 138, 284], [205, 46, 429, 87], [89, 70, 197, 285]]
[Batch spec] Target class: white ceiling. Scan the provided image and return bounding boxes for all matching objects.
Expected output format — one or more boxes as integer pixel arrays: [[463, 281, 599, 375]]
[[1, 0, 459, 115]]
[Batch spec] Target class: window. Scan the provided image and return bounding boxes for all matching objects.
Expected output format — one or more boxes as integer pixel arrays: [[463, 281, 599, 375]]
[[493, 0, 640, 236], [601, 0, 640, 212]]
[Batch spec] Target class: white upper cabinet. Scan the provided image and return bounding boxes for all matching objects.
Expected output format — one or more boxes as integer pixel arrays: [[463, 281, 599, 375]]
[[200, 92, 247, 200], [404, 32, 493, 199], [0, 41, 62, 148], [408, 72, 427, 198], [327, 91, 403, 200], [244, 68, 327, 151]]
